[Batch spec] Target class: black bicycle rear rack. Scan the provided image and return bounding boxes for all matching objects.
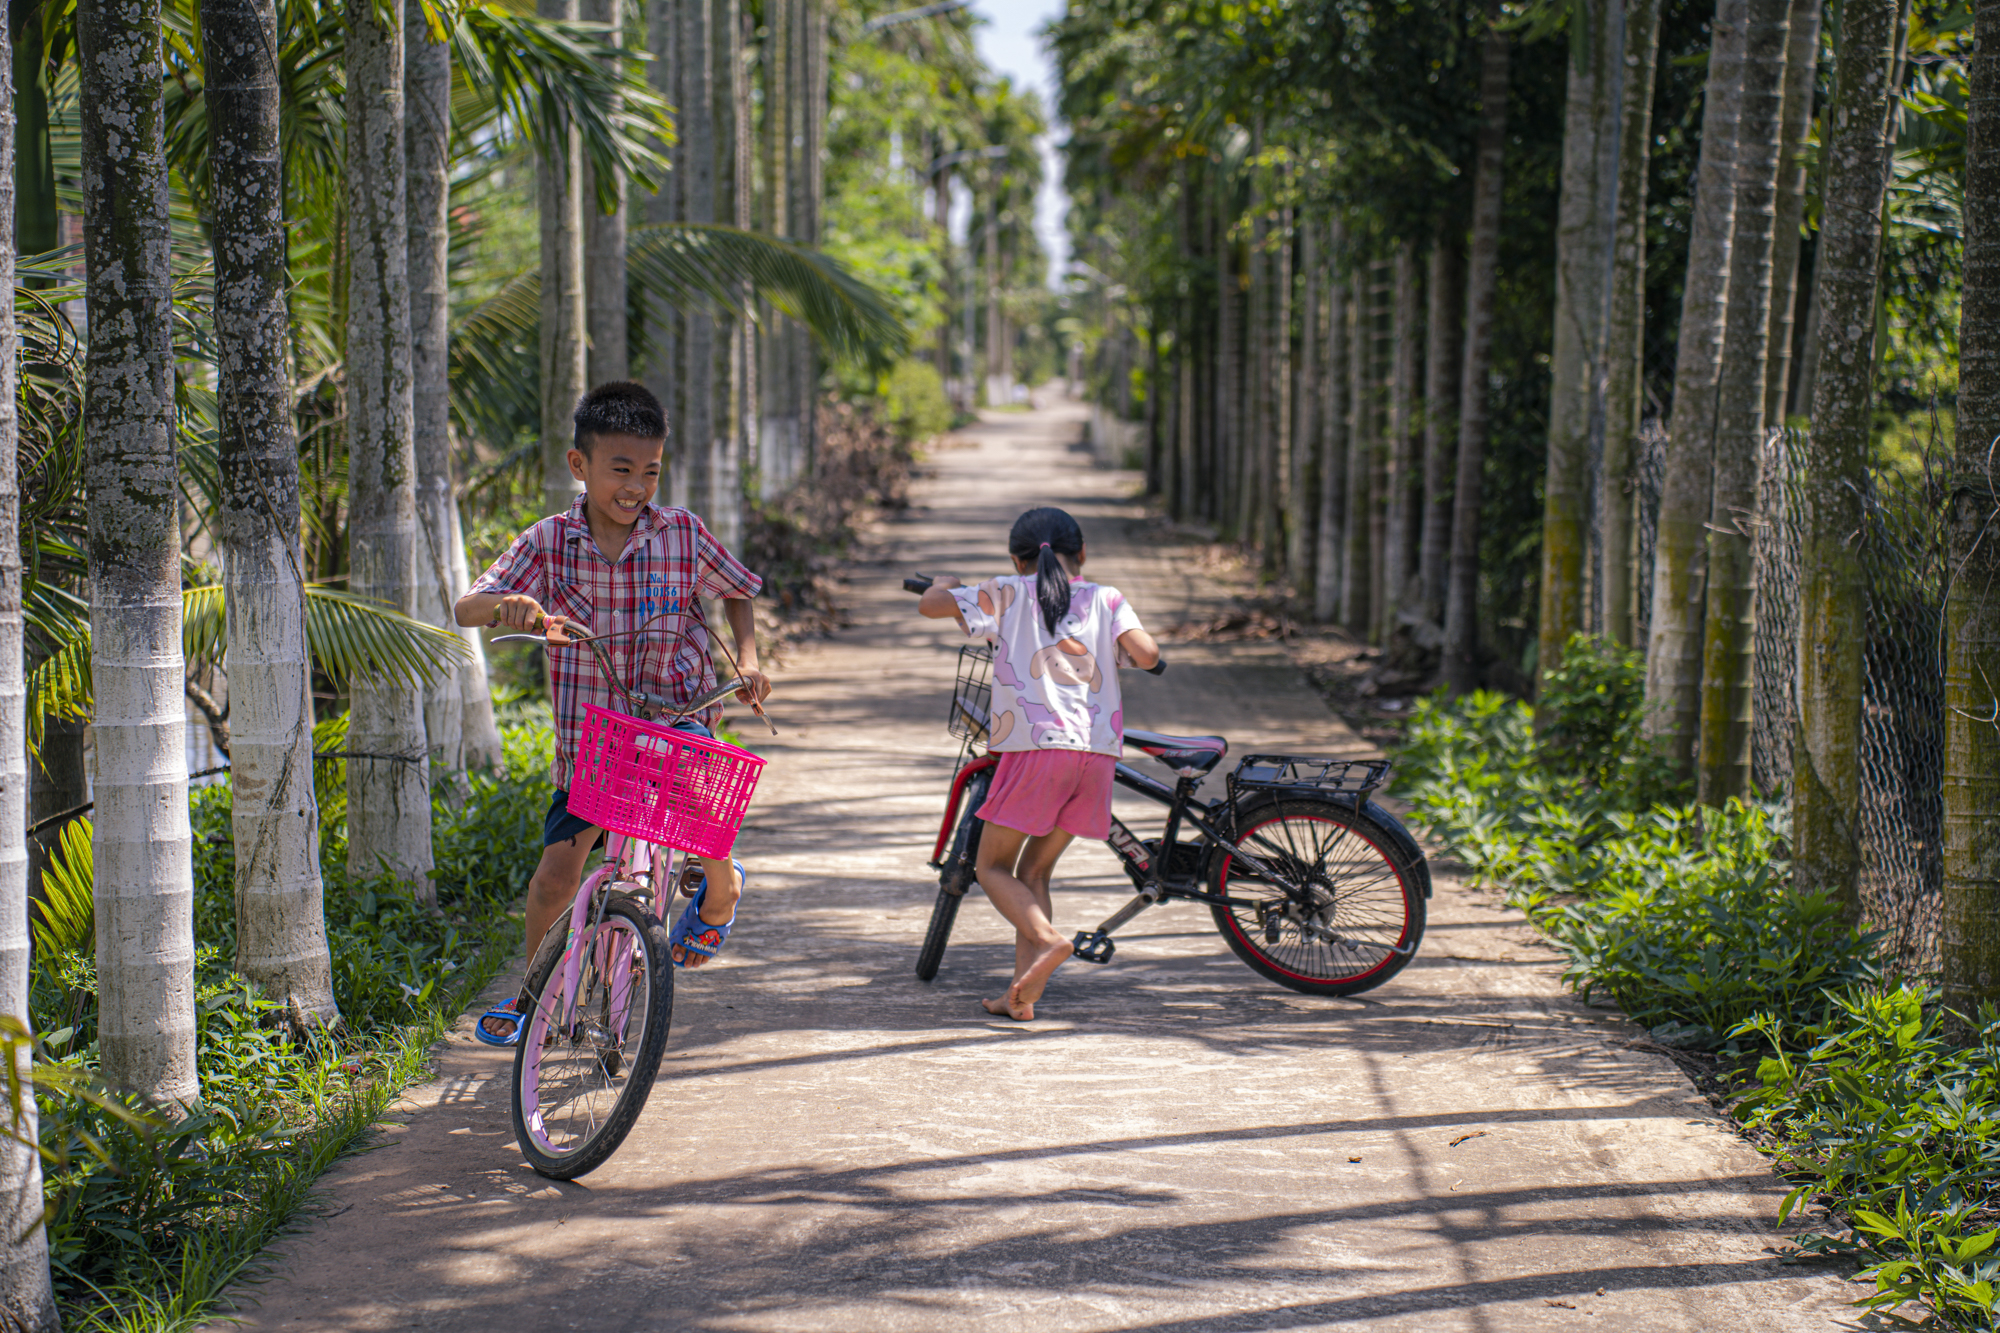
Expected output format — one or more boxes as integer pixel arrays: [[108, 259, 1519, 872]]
[[1227, 754, 1392, 803]]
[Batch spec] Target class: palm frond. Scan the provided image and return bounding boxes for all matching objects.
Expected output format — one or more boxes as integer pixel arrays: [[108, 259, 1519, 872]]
[[447, 225, 907, 443], [448, 269, 542, 452], [33, 817, 94, 961], [298, 587, 473, 689], [31, 585, 469, 747], [26, 636, 90, 758], [452, 5, 673, 208], [629, 225, 907, 370]]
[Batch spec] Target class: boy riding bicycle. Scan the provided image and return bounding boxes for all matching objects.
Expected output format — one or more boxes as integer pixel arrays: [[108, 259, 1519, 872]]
[[455, 381, 771, 1044]]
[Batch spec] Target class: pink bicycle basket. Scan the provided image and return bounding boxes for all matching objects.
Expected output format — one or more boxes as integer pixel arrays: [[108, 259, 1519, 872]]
[[567, 704, 767, 859]]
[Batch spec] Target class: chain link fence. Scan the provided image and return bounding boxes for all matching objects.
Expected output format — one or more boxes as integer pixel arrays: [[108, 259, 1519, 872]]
[[1745, 426, 1949, 973]]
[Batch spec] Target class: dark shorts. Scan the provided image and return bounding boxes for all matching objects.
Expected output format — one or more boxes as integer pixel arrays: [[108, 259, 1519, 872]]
[[543, 716, 713, 847]]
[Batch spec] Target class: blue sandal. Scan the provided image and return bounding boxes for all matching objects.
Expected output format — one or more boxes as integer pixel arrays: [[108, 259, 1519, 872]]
[[671, 861, 744, 969], [474, 995, 527, 1047]]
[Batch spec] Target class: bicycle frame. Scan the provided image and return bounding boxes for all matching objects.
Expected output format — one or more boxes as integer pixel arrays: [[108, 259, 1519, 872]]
[[549, 832, 670, 1042], [934, 750, 1328, 912]]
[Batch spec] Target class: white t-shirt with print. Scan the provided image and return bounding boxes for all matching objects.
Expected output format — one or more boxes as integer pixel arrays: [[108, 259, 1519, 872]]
[[951, 574, 1146, 757]]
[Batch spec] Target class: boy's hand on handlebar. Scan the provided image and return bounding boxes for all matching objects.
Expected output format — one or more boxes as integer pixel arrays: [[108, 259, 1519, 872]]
[[493, 594, 547, 632], [734, 668, 772, 706]]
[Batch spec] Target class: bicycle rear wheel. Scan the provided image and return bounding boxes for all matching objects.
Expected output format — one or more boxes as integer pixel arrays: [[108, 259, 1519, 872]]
[[511, 896, 674, 1179], [917, 768, 990, 982], [1206, 796, 1426, 997]]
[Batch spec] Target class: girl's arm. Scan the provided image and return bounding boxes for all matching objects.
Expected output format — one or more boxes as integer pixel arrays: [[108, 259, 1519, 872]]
[[1117, 627, 1161, 671], [917, 575, 963, 620]]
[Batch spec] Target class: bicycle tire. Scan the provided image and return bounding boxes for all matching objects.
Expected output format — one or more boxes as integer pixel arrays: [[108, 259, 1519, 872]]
[[917, 768, 990, 982], [1206, 796, 1427, 997], [511, 896, 674, 1179]]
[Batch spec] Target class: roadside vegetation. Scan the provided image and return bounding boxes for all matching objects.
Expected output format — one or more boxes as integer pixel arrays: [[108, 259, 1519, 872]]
[[1393, 637, 2000, 1328], [27, 712, 552, 1329]]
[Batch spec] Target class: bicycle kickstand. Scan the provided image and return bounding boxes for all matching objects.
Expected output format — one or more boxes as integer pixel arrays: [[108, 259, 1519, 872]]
[[1071, 893, 1154, 965]]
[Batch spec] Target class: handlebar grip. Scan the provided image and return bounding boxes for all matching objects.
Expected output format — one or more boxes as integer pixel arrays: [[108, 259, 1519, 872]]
[[1145, 657, 1167, 676], [903, 575, 934, 595]]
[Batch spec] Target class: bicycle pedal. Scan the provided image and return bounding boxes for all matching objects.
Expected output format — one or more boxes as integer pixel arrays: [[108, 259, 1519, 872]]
[[1071, 931, 1116, 964]]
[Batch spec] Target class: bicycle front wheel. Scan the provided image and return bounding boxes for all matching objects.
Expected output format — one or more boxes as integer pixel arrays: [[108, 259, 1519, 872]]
[[511, 896, 675, 1179], [1206, 796, 1426, 997], [917, 767, 990, 983]]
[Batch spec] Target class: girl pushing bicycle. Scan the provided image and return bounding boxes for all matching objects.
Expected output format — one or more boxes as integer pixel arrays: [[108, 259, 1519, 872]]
[[456, 381, 772, 1047], [916, 507, 1161, 1021]]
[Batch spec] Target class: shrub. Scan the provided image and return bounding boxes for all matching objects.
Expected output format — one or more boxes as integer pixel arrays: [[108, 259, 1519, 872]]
[[1537, 633, 1685, 805], [1540, 856, 1880, 1049], [1392, 689, 1878, 1051], [880, 357, 954, 443]]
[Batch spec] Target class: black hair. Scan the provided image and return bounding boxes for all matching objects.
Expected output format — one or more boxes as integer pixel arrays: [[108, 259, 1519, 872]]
[[573, 381, 668, 456], [1008, 507, 1084, 635]]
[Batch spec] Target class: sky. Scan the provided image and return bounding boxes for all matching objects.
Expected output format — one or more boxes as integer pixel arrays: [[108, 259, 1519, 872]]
[[971, 1, 1071, 290]]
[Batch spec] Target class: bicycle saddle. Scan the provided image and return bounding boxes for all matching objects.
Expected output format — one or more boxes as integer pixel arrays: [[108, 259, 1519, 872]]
[[1124, 728, 1229, 777]]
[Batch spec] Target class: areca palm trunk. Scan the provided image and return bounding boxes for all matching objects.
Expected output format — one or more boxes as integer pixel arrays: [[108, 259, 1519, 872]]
[[79, 0, 197, 1104], [540, 0, 588, 517], [1419, 229, 1464, 627], [1540, 0, 1626, 699], [0, 16, 56, 1324], [1698, 0, 1791, 804], [1382, 241, 1419, 636], [211, 0, 338, 1023], [677, 0, 718, 510], [1644, 0, 1747, 776], [1765, 0, 1823, 421], [1271, 208, 1294, 573], [1341, 269, 1373, 637], [1443, 18, 1510, 695], [1602, 0, 1662, 646], [1800, 0, 1898, 916], [1291, 215, 1318, 579], [346, 0, 434, 897], [583, 0, 628, 385], [1316, 229, 1349, 623], [1945, 0, 2000, 1009], [406, 11, 503, 773]]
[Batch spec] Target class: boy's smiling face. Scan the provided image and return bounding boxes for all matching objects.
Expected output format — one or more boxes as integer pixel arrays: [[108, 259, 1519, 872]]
[[568, 431, 665, 531]]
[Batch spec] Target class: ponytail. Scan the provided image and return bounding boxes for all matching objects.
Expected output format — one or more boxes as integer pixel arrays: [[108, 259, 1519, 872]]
[[1008, 507, 1084, 635]]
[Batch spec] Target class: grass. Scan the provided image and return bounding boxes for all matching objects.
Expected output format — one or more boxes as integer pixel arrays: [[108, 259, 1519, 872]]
[[37, 713, 553, 1331]]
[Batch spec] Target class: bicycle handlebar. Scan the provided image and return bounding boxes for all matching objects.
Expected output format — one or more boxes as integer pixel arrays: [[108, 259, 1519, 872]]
[[487, 620, 777, 734], [904, 574, 1166, 674]]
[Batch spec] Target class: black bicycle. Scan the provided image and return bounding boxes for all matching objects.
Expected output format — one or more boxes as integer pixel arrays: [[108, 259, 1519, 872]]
[[904, 574, 1431, 997]]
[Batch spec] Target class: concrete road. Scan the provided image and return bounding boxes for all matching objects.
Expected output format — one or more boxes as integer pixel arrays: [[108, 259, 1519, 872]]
[[225, 401, 1852, 1331]]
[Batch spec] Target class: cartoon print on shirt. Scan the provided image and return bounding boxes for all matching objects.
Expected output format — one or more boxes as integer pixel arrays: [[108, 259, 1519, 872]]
[[989, 642, 1028, 692], [977, 579, 1018, 619], [1020, 697, 1101, 747], [1029, 639, 1101, 691], [988, 707, 1017, 746]]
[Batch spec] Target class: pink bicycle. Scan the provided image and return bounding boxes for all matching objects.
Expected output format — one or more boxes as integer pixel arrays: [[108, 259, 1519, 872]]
[[491, 622, 769, 1179]]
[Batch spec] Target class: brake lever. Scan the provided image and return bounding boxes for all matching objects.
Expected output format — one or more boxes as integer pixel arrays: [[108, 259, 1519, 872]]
[[903, 573, 934, 594]]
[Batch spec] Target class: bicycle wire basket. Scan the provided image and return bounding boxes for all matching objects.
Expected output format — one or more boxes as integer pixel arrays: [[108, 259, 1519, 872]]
[[568, 703, 768, 859], [1228, 754, 1392, 801], [948, 643, 994, 744]]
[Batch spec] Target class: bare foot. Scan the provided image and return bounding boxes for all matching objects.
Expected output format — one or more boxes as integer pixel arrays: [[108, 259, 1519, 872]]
[[981, 994, 1034, 1021], [1010, 936, 1071, 1011]]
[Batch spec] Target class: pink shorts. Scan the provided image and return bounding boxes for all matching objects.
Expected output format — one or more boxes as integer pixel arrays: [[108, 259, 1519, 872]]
[[977, 749, 1116, 840]]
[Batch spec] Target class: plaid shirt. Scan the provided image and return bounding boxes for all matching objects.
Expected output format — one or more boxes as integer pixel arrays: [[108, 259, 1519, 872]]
[[469, 497, 762, 789]]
